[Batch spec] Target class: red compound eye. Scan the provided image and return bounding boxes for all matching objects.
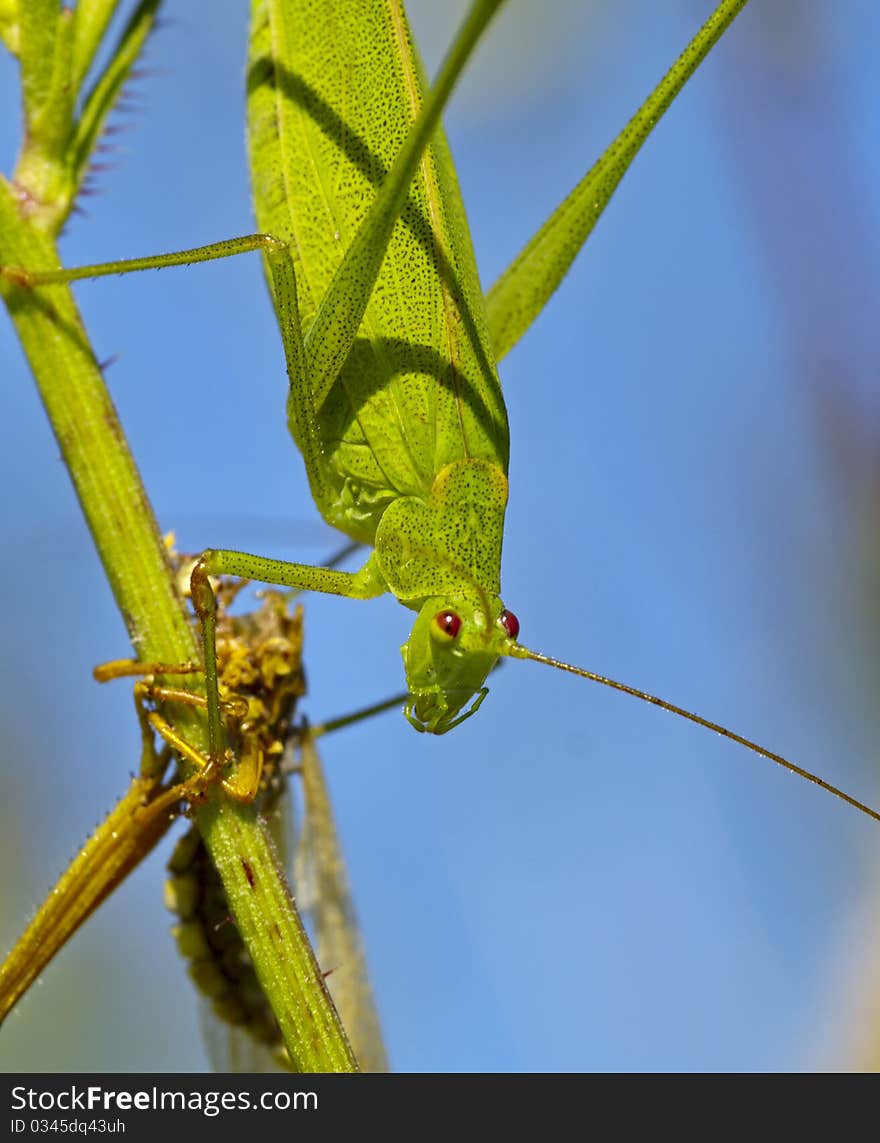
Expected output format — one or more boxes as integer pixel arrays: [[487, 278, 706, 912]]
[[500, 609, 520, 640], [434, 611, 462, 639]]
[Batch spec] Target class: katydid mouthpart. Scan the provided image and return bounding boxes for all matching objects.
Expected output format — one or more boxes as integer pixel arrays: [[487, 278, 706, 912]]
[[5, 0, 878, 825]]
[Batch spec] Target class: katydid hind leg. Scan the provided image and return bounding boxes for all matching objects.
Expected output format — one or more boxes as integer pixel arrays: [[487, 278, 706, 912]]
[[263, 245, 335, 516], [0, 235, 285, 288]]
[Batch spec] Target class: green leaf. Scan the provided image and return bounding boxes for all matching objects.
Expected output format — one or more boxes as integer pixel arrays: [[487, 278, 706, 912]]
[[70, 0, 162, 200], [14, 1, 158, 234], [18, 0, 58, 126], [0, 0, 20, 56], [71, 0, 122, 96], [485, 0, 750, 361]]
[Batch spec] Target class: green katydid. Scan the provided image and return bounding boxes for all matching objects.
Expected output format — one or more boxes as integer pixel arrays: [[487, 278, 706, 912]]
[[7, 0, 880, 826]]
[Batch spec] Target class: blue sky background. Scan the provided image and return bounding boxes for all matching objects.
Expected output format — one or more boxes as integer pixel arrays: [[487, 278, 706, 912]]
[[2, 0, 880, 1072]]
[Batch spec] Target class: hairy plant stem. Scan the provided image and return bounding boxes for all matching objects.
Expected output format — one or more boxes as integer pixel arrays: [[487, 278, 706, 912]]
[[0, 175, 357, 1072]]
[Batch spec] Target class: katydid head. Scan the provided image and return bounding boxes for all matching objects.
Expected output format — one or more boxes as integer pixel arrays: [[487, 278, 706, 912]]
[[401, 595, 521, 733]]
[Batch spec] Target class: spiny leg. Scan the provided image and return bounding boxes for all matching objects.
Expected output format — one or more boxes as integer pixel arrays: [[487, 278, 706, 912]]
[[306, 691, 411, 740], [132, 681, 262, 805], [280, 540, 366, 604], [94, 657, 205, 782], [151, 681, 264, 803], [96, 657, 262, 803], [93, 659, 202, 683], [0, 234, 286, 288]]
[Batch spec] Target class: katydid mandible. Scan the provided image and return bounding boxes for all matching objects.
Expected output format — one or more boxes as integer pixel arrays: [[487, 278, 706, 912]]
[[7, 0, 880, 825]]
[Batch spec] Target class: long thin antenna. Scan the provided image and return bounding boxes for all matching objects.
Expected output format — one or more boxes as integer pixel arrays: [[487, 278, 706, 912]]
[[507, 643, 880, 825]]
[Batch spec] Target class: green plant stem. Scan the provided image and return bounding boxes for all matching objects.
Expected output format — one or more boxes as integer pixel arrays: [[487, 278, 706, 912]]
[[0, 773, 179, 1024], [0, 176, 357, 1072]]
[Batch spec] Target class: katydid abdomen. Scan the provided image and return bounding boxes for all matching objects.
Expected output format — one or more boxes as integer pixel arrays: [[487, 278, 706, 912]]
[[248, 0, 509, 546]]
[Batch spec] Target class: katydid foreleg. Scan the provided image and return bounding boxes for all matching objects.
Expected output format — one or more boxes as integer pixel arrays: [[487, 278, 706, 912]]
[[190, 551, 388, 765]]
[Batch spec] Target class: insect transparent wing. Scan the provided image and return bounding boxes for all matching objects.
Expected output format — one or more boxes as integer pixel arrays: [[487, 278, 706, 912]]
[[292, 734, 389, 1073], [198, 997, 289, 1074]]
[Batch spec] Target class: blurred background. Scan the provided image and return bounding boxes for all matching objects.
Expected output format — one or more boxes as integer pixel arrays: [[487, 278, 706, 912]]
[[2, 0, 880, 1071]]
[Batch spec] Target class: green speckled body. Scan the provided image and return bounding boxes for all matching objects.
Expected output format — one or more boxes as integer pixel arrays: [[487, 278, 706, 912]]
[[374, 459, 506, 602], [247, 0, 509, 545]]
